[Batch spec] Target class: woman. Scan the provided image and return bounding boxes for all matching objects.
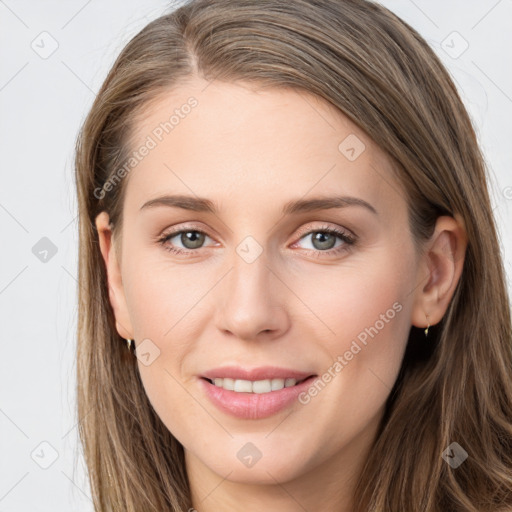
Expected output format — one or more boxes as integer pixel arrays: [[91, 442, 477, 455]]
[[74, 0, 512, 510]]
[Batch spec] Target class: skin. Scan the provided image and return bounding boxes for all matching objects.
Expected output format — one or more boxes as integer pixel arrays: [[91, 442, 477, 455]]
[[96, 77, 467, 512]]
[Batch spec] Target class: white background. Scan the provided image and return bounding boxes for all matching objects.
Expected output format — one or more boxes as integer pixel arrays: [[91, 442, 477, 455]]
[[1, 1, 511, 510]]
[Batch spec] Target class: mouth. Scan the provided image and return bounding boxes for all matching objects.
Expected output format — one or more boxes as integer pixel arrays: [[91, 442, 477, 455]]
[[199, 373, 319, 419], [200, 375, 317, 394]]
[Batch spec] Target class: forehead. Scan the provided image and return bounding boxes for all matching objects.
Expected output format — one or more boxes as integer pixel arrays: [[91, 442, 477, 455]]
[[123, 78, 405, 221]]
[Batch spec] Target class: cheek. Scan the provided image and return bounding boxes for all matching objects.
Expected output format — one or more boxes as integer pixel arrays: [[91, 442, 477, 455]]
[[122, 251, 203, 340], [309, 285, 407, 405], [294, 248, 413, 413], [121, 255, 214, 433], [293, 248, 411, 351]]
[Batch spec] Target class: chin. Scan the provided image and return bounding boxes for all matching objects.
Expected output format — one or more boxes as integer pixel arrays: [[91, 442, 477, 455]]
[[199, 443, 309, 485], [213, 461, 304, 485]]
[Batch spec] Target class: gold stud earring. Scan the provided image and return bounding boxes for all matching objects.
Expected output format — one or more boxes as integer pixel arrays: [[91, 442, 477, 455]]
[[126, 338, 134, 352]]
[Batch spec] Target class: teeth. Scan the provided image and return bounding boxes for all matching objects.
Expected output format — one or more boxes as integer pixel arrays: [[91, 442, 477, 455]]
[[211, 377, 299, 393]]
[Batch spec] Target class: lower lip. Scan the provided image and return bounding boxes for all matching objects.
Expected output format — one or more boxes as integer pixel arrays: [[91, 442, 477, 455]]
[[199, 376, 317, 420]]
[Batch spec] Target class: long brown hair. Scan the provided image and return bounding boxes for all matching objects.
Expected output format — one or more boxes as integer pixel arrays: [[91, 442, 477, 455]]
[[74, 1, 512, 510]]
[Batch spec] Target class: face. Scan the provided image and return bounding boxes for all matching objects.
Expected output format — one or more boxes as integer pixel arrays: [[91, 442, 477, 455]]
[[96, 77, 434, 490]]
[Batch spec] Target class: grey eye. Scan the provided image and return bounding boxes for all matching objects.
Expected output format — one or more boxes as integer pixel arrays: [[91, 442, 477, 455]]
[[176, 231, 206, 249]]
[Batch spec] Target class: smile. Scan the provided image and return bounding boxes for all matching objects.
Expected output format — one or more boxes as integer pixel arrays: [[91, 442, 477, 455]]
[[204, 376, 312, 394]]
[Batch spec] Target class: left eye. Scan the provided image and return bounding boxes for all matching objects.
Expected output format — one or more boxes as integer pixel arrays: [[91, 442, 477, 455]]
[[293, 227, 356, 254], [296, 230, 347, 251]]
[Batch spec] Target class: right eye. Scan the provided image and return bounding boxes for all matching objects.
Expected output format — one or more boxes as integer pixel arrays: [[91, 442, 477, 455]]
[[158, 228, 216, 255]]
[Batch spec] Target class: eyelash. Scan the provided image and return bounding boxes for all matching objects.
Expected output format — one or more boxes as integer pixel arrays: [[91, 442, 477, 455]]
[[157, 223, 357, 258]]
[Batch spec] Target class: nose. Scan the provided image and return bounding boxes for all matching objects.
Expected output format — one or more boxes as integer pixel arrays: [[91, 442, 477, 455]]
[[214, 250, 290, 341]]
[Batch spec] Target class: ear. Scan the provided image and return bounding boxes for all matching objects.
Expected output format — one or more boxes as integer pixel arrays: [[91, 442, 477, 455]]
[[411, 214, 468, 330], [95, 211, 134, 339]]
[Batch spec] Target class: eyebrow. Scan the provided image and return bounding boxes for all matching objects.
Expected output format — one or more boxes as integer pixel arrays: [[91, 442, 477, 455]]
[[140, 194, 378, 216]]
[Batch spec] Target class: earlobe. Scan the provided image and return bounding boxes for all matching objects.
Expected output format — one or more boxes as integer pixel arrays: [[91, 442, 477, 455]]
[[95, 211, 134, 339], [411, 214, 467, 330]]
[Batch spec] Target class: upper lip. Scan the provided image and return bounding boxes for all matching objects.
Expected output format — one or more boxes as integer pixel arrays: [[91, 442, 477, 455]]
[[201, 366, 316, 382]]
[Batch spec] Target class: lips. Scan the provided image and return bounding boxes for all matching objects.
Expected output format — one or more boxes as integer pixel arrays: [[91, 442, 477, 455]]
[[199, 373, 318, 419], [201, 365, 316, 382]]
